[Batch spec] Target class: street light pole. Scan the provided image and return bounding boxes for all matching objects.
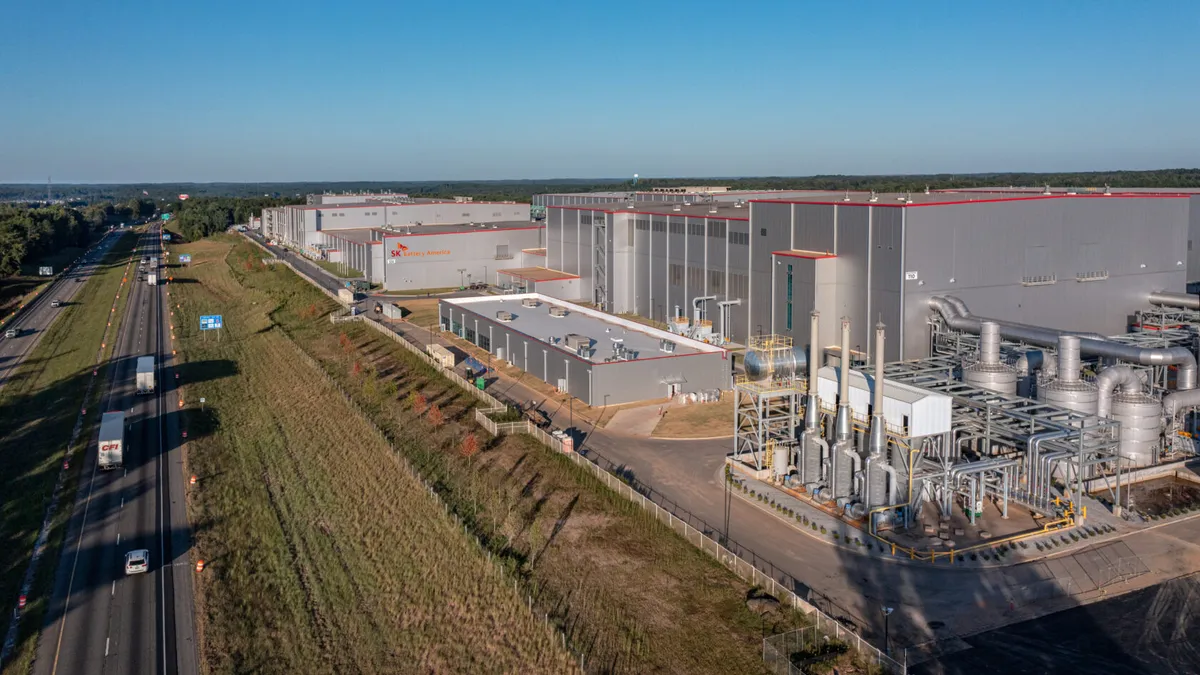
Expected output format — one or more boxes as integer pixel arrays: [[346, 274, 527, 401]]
[[883, 606, 894, 655]]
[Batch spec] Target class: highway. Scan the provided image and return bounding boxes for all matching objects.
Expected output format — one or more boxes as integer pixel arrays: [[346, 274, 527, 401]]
[[35, 224, 198, 675], [0, 231, 123, 392]]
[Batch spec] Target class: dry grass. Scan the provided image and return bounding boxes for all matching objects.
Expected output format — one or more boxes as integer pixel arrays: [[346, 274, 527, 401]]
[[170, 236, 573, 674], [651, 393, 735, 438], [393, 297, 441, 328]]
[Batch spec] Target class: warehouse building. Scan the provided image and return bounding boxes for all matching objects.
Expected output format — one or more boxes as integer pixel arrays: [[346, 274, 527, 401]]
[[319, 221, 546, 291], [307, 191, 409, 205], [541, 191, 1193, 360], [439, 294, 729, 405], [261, 199, 531, 251]]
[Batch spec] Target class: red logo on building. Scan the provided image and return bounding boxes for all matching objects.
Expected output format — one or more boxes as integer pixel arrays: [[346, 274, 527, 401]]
[[395, 242, 409, 252]]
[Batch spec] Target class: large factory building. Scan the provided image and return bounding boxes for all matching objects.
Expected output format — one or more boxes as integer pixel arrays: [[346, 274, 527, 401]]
[[439, 294, 728, 405], [543, 191, 1194, 360]]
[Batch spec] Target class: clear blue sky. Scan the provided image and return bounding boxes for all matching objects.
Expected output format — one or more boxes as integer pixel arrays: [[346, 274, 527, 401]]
[[2, 0, 1198, 183]]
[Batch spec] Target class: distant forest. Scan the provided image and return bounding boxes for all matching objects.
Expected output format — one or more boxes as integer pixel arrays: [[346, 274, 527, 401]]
[[3, 168, 1199, 205]]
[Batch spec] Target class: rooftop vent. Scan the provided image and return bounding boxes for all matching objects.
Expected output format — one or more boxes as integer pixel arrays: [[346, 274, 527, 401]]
[[521, 298, 540, 308], [564, 333, 591, 351], [843, 191, 851, 202], [868, 191, 879, 203], [683, 201, 691, 206], [549, 306, 568, 318], [708, 206, 718, 214], [496, 310, 515, 322], [672, 204, 682, 212], [734, 200, 744, 208], [1042, 184, 1052, 195], [659, 339, 677, 354], [1104, 184, 1112, 196], [924, 185, 931, 195]]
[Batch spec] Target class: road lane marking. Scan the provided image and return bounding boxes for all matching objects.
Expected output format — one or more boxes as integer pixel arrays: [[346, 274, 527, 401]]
[[116, 533, 120, 545], [111, 581, 115, 596], [105, 637, 109, 656]]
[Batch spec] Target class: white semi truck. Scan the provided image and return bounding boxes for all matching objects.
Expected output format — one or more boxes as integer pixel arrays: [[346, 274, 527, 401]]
[[98, 411, 125, 470], [147, 273, 157, 286], [136, 356, 155, 394]]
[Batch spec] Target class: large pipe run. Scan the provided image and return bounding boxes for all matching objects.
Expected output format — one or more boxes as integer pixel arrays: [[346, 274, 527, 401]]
[[929, 296, 1197, 390], [1149, 291, 1200, 310], [1096, 365, 1147, 418]]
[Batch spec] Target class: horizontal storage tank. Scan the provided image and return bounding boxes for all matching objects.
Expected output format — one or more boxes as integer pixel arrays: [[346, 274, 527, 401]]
[[1111, 392, 1162, 467], [744, 347, 807, 382]]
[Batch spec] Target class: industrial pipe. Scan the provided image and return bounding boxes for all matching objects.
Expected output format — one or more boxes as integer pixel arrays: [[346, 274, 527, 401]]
[[1149, 291, 1200, 310], [1096, 365, 1148, 418], [836, 317, 852, 442], [929, 296, 1197, 390], [799, 312, 822, 483], [1027, 430, 1072, 506], [868, 322, 887, 457], [1015, 350, 1056, 380], [880, 462, 899, 508], [979, 321, 1002, 365], [1057, 336, 1081, 382]]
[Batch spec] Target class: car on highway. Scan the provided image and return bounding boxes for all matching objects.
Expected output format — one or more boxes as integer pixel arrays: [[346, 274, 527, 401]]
[[75, 277, 84, 283], [50, 299, 61, 308], [4, 328, 17, 338], [124, 549, 149, 575]]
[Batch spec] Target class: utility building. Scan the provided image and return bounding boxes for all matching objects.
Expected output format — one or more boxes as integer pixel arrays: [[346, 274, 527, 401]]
[[439, 294, 729, 405]]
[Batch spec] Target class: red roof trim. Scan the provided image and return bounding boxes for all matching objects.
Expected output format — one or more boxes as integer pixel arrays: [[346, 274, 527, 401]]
[[383, 226, 542, 238], [772, 250, 836, 260], [750, 194, 1191, 208], [547, 205, 749, 221]]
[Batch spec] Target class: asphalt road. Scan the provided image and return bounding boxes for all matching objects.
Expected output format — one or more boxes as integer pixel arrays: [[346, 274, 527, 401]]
[[0, 231, 122, 392], [35, 225, 198, 675]]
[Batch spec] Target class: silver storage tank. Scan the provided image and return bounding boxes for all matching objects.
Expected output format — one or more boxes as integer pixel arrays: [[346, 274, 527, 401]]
[[963, 321, 1018, 395], [744, 347, 807, 382], [1111, 391, 1162, 467], [1038, 336, 1098, 415]]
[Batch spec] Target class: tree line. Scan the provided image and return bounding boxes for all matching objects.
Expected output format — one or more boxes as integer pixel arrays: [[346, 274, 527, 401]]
[[0, 197, 157, 277], [3, 168, 1198, 205], [168, 196, 302, 241]]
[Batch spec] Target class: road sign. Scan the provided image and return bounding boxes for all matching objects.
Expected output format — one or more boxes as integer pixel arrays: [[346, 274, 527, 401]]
[[162, 233, 172, 241], [161, 214, 171, 221], [38, 266, 53, 276], [199, 315, 223, 331], [179, 254, 192, 264]]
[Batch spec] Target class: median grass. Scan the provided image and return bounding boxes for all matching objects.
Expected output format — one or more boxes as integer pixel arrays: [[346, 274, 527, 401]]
[[170, 237, 573, 674], [202, 237, 808, 674], [312, 259, 361, 278], [0, 231, 138, 675]]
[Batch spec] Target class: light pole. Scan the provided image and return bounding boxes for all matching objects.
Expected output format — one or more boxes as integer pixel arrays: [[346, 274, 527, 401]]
[[882, 606, 894, 655], [457, 268, 466, 288]]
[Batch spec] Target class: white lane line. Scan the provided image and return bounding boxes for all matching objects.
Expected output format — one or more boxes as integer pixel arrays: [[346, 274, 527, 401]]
[[111, 581, 115, 596], [116, 533, 120, 545], [105, 637, 110, 656]]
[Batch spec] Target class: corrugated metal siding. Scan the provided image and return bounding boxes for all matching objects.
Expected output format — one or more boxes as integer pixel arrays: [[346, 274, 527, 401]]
[[870, 207, 904, 360], [901, 199, 1190, 359], [794, 204, 835, 253], [1189, 196, 1200, 284]]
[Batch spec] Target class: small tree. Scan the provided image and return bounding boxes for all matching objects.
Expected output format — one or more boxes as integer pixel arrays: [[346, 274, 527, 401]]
[[352, 360, 362, 376], [460, 433, 480, 460], [426, 404, 445, 428], [339, 332, 353, 354], [408, 392, 428, 414]]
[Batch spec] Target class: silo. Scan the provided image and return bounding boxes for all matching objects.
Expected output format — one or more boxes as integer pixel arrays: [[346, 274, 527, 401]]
[[1038, 336, 1098, 415], [963, 321, 1018, 395], [1111, 392, 1162, 467]]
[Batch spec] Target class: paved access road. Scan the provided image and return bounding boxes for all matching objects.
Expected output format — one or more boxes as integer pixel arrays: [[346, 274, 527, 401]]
[[35, 225, 198, 675], [0, 231, 123, 392]]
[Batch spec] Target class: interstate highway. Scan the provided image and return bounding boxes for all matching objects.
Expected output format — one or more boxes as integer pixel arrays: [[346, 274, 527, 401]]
[[0, 231, 122, 392], [35, 224, 198, 675]]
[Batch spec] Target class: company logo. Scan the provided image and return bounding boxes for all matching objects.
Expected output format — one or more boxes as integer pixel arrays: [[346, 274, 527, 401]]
[[100, 443, 120, 452], [390, 241, 451, 258], [394, 242, 409, 252]]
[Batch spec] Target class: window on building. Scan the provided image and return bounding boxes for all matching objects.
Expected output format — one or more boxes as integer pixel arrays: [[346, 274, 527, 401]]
[[708, 269, 724, 294], [670, 263, 683, 286], [760, 228, 767, 236], [466, 327, 477, 343], [479, 334, 491, 351], [495, 244, 511, 259], [728, 232, 749, 246], [670, 221, 685, 235], [652, 220, 666, 233]]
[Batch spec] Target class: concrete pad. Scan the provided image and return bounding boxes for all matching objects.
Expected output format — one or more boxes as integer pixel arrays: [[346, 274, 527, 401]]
[[604, 405, 662, 437]]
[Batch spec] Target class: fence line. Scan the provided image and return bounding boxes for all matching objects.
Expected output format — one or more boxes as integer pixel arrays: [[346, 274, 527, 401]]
[[250, 232, 902, 674]]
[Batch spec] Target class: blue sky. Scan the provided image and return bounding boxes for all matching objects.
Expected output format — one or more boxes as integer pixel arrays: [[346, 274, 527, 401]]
[[2, 0, 1198, 183]]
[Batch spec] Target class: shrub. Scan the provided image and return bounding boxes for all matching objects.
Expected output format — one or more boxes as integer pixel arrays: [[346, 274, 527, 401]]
[[426, 404, 445, 428], [831, 533, 839, 541], [811, 522, 818, 531], [819, 526, 826, 534], [408, 391, 428, 415]]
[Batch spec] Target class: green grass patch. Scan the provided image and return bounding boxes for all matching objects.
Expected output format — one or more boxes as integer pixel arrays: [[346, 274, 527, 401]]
[[312, 259, 362, 278], [190, 238, 809, 673], [0, 231, 137, 675], [169, 236, 573, 673]]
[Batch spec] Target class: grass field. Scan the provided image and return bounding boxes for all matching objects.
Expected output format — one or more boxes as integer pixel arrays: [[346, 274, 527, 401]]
[[187, 238, 813, 673], [170, 237, 573, 674], [652, 394, 735, 438], [0, 231, 138, 674], [312, 259, 362, 278], [0, 278, 50, 327]]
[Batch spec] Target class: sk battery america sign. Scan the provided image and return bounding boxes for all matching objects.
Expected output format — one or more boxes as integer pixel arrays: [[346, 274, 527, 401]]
[[389, 241, 450, 258]]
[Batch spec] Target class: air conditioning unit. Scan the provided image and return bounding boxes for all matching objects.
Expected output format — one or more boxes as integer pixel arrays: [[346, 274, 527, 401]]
[[549, 306, 568, 318], [496, 310, 515, 322], [521, 298, 540, 308]]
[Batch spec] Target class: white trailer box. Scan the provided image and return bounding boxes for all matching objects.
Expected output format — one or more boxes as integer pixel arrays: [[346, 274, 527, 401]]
[[98, 411, 125, 470], [147, 273, 157, 286], [337, 288, 355, 304], [427, 343, 455, 369], [136, 356, 155, 394]]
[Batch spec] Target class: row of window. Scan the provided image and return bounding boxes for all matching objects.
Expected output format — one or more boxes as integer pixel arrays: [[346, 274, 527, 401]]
[[729, 232, 751, 246]]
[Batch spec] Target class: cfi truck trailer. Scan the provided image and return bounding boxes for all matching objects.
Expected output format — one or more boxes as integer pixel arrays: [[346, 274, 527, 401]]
[[136, 356, 155, 394], [98, 411, 125, 470]]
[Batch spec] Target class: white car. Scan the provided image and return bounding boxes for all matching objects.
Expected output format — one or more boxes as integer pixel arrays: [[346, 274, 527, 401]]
[[124, 549, 149, 575]]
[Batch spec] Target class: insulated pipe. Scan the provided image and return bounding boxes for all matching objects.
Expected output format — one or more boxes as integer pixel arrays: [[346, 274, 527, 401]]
[[805, 311, 821, 429], [1027, 431, 1072, 505], [929, 296, 1197, 390], [1163, 388, 1200, 419], [868, 322, 888, 458], [880, 462, 899, 507], [979, 321, 1002, 365], [835, 317, 852, 441], [1096, 365, 1148, 418], [1057, 336, 1081, 383], [1149, 291, 1200, 310], [1016, 350, 1056, 380]]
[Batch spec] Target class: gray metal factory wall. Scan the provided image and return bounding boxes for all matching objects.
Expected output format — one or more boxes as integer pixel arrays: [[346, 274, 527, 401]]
[[590, 352, 731, 406], [901, 197, 1190, 359], [382, 228, 541, 291], [1189, 196, 1200, 285]]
